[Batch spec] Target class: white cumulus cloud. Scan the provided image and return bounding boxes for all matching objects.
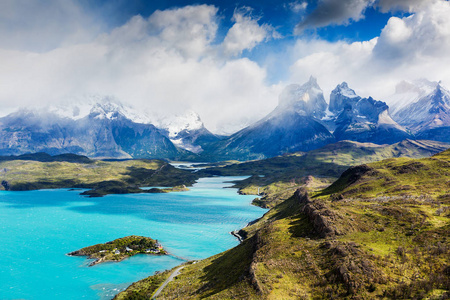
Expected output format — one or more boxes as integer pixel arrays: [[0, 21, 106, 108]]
[[289, 0, 450, 102], [0, 4, 281, 134], [222, 7, 280, 57]]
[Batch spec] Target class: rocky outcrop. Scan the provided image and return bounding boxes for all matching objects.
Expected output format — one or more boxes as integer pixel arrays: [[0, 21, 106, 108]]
[[1, 180, 10, 190], [294, 188, 346, 238], [322, 241, 386, 294]]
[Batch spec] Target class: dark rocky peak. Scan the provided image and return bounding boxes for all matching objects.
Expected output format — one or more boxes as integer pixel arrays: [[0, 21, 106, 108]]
[[329, 82, 361, 114], [306, 75, 320, 88], [355, 97, 389, 122]]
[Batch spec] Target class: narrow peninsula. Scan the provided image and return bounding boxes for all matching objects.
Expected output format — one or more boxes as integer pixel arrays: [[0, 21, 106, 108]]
[[68, 236, 166, 266]]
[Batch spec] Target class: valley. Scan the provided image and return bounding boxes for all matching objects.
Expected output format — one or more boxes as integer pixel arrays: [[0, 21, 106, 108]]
[[117, 149, 450, 299]]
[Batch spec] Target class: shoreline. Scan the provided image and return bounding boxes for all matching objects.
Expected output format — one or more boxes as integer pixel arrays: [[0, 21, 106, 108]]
[[230, 216, 262, 243], [230, 230, 244, 243]]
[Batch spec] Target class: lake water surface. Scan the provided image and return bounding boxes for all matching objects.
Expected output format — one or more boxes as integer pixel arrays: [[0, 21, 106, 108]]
[[0, 176, 266, 299]]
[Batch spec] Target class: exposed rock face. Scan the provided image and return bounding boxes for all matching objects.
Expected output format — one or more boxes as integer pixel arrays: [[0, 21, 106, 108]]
[[387, 79, 450, 142], [329, 83, 412, 144], [0, 103, 182, 159], [295, 188, 345, 238], [322, 241, 386, 294], [392, 82, 450, 134], [329, 82, 361, 114], [1, 180, 10, 190]]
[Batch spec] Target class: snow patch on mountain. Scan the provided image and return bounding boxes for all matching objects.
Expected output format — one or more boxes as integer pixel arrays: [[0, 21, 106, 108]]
[[156, 110, 218, 154], [159, 110, 203, 139], [389, 80, 450, 132], [386, 79, 438, 115], [44, 95, 154, 124]]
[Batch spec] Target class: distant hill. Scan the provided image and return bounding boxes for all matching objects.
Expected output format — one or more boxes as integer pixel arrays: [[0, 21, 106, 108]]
[[0, 152, 93, 163], [198, 139, 450, 207]]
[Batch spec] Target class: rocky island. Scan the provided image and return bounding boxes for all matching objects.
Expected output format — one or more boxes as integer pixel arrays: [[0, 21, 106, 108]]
[[68, 236, 166, 266]]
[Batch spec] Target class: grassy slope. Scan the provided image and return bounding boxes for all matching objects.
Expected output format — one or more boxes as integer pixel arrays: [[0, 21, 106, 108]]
[[0, 159, 198, 196], [317, 149, 450, 200], [198, 139, 450, 208], [118, 149, 450, 299]]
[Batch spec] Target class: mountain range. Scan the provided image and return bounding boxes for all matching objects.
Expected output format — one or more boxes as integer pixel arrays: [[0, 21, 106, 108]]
[[0, 77, 449, 161], [386, 79, 450, 143]]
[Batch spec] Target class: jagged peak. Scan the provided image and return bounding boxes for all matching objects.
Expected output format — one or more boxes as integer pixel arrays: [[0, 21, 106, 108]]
[[331, 82, 359, 98], [337, 82, 349, 89], [433, 82, 450, 95], [308, 75, 318, 86], [279, 77, 323, 103]]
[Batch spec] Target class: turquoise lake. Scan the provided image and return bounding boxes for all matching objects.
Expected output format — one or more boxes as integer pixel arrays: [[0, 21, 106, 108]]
[[0, 176, 266, 299]]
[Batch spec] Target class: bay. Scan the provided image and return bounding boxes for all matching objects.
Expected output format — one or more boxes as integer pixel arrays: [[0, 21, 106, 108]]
[[0, 176, 266, 299]]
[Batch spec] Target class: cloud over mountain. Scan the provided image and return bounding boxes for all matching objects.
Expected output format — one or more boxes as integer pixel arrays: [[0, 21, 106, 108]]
[[1, 0, 450, 135], [0, 4, 281, 134], [289, 0, 450, 101]]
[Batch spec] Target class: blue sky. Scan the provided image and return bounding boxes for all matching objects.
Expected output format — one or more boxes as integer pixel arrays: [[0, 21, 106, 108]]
[[0, 0, 449, 133], [79, 0, 398, 40]]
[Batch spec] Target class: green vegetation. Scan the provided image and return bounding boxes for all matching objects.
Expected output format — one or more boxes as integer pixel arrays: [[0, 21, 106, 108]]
[[118, 148, 450, 299], [0, 152, 93, 163], [114, 270, 172, 300], [0, 157, 197, 196], [198, 139, 450, 207], [0, 140, 446, 201], [68, 236, 166, 266], [317, 149, 450, 200]]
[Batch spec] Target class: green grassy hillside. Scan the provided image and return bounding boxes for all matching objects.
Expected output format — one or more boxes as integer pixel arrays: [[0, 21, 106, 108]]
[[117, 149, 450, 299], [198, 139, 450, 208]]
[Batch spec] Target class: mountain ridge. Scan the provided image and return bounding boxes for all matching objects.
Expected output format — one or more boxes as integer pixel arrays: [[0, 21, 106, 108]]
[[2, 77, 450, 161]]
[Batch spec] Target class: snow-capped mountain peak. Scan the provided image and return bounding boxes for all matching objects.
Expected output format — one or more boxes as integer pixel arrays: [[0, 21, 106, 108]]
[[329, 82, 361, 114], [156, 110, 219, 154], [387, 79, 439, 115], [160, 110, 204, 139], [389, 79, 450, 133], [46, 96, 153, 124], [334, 82, 359, 99]]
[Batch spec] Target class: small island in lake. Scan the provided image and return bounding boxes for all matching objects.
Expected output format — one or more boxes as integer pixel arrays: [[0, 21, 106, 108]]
[[68, 235, 166, 266]]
